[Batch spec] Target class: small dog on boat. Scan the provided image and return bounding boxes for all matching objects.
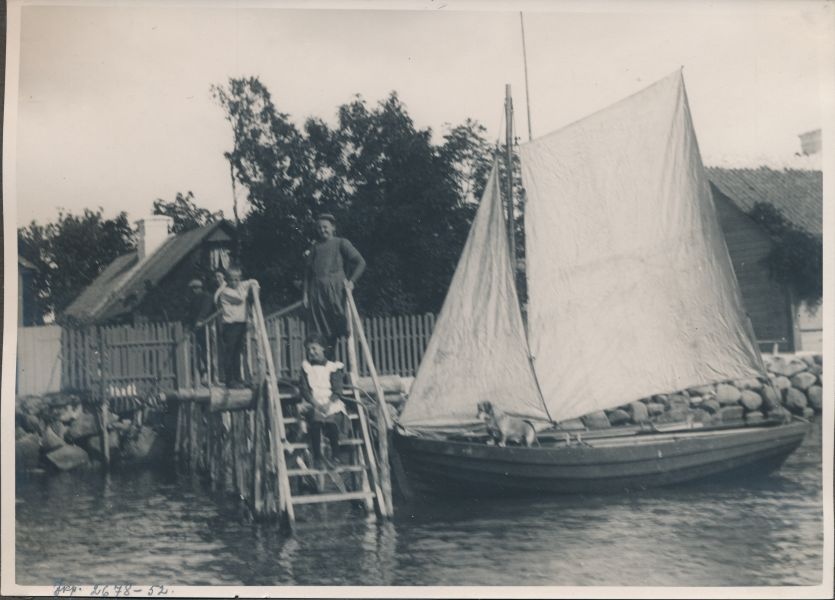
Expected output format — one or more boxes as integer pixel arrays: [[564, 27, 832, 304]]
[[476, 401, 538, 447]]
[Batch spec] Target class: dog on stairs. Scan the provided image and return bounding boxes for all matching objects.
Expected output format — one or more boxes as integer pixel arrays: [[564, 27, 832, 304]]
[[476, 400, 538, 447]]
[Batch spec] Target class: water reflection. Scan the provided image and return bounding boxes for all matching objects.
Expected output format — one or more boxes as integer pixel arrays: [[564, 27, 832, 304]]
[[16, 422, 823, 586]]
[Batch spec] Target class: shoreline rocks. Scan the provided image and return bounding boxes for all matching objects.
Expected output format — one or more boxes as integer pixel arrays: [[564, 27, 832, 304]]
[[15, 392, 173, 475], [555, 353, 823, 430]]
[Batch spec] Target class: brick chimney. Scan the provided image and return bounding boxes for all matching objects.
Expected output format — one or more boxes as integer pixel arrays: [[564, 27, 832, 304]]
[[798, 129, 821, 156], [136, 216, 173, 261]]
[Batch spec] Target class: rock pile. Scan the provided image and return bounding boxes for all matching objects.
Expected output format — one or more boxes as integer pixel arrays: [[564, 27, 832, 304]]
[[569, 353, 823, 430], [15, 393, 170, 474]]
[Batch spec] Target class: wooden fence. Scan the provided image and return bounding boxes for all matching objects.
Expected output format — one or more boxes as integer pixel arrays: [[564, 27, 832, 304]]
[[264, 312, 436, 380], [61, 323, 182, 407], [56, 312, 435, 400], [17, 325, 63, 397]]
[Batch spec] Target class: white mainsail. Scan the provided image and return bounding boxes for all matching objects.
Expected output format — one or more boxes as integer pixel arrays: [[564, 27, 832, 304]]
[[521, 70, 765, 422], [399, 163, 548, 427]]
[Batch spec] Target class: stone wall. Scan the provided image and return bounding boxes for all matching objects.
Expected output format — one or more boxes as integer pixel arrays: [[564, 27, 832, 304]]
[[569, 354, 823, 430]]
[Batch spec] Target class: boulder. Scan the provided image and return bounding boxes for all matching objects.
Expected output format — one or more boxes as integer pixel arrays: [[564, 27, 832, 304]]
[[768, 405, 789, 421], [628, 401, 649, 423], [645, 402, 665, 416], [57, 404, 83, 424], [45, 445, 90, 471], [735, 378, 763, 391], [718, 406, 744, 422], [66, 412, 99, 442], [761, 386, 781, 411], [716, 384, 742, 405], [17, 396, 45, 416], [690, 408, 712, 423], [814, 354, 822, 365], [668, 394, 690, 410], [808, 364, 822, 377], [656, 406, 689, 424], [783, 387, 808, 414], [701, 399, 721, 414], [122, 426, 166, 462], [606, 409, 631, 426], [86, 433, 120, 458], [772, 376, 792, 392], [802, 407, 815, 419], [16, 433, 41, 470], [15, 426, 28, 440], [806, 386, 822, 412], [556, 418, 585, 431], [800, 354, 817, 368], [687, 384, 714, 397], [42, 426, 66, 452], [581, 411, 611, 430], [739, 390, 763, 412], [652, 394, 670, 406], [790, 372, 817, 392], [19, 413, 44, 434], [745, 411, 765, 423], [768, 356, 807, 378], [688, 395, 704, 407]]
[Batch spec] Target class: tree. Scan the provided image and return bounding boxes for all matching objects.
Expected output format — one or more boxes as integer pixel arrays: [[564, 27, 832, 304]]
[[749, 202, 822, 307], [152, 191, 222, 233], [18, 209, 135, 321], [212, 77, 497, 316]]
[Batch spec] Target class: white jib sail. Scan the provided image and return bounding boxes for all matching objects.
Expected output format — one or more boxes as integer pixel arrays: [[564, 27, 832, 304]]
[[399, 162, 548, 427], [521, 70, 765, 423]]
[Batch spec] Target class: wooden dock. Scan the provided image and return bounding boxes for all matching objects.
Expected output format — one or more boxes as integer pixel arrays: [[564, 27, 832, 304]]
[[169, 282, 394, 529]]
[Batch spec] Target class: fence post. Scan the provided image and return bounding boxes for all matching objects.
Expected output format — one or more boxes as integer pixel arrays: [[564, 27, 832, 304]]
[[97, 326, 111, 469]]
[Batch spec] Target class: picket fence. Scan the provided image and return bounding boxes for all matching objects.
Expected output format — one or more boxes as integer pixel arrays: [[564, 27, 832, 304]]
[[57, 311, 436, 402]]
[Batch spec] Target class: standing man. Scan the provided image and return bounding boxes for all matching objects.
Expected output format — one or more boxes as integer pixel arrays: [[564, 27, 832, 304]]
[[303, 213, 366, 354], [185, 278, 216, 382], [214, 267, 257, 389]]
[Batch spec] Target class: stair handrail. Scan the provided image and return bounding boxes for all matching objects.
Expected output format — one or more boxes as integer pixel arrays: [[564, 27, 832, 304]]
[[249, 282, 296, 528]]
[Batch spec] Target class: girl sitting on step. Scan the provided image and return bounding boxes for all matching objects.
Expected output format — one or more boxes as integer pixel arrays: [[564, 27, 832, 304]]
[[299, 333, 352, 469]]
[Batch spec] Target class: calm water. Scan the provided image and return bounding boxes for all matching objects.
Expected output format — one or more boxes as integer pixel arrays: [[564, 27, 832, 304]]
[[17, 421, 823, 587]]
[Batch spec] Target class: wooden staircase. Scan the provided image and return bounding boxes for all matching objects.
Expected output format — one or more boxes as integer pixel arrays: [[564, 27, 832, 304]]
[[248, 282, 391, 530]]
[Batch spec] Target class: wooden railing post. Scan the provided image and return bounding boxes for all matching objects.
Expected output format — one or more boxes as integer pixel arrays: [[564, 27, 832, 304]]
[[345, 286, 394, 516]]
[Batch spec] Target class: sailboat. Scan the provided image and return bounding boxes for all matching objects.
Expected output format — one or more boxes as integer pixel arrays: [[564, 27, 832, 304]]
[[392, 71, 809, 495]]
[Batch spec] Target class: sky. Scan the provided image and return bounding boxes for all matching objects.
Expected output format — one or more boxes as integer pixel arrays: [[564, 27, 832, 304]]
[[7, 0, 834, 226]]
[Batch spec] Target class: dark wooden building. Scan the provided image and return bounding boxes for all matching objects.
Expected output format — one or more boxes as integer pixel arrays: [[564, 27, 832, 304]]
[[62, 218, 236, 326], [707, 167, 822, 352]]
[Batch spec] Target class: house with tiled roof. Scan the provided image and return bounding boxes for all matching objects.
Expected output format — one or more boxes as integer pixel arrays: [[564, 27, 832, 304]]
[[707, 166, 822, 352], [62, 217, 236, 326]]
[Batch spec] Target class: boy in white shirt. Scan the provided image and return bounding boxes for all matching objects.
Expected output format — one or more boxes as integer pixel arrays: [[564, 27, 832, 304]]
[[214, 267, 257, 389]]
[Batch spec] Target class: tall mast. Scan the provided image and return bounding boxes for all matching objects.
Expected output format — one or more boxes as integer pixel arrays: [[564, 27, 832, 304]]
[[504, 84, 517, 271], [520, 12, 533, 141]]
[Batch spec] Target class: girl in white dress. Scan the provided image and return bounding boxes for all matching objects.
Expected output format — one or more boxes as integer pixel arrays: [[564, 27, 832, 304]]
[[299, 333, 352, 468]]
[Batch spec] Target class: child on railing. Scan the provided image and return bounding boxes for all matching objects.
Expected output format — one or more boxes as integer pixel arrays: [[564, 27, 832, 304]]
[[298, 333, 352, 469]]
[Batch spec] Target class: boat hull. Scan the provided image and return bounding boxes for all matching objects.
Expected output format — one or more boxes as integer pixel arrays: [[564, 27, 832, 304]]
[[393, 420, 809, 496]]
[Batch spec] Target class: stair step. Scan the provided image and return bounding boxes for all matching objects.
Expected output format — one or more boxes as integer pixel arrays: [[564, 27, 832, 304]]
[[285, 439, 364, 452], [290, 491, 375, 505], [283, 414, 359, 425], [287, 465, 366, 476]]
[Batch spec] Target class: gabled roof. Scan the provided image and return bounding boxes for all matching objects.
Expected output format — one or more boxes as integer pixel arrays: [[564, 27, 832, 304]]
[[706, 166, 822, 237], [62, 220, 234, 325]]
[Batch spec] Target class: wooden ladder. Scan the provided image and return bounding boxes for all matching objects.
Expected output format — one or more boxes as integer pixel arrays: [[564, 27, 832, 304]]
[[248, 283, 388, 531]]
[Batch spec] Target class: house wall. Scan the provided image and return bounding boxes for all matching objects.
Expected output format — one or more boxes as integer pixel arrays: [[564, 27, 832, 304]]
[[712, 187, 794, 352], [133, 241, 230, 324]]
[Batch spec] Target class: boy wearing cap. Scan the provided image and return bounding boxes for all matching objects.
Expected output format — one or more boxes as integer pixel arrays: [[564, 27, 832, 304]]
[[186, 278, 216, 380], [303, 213, 366, 354]]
